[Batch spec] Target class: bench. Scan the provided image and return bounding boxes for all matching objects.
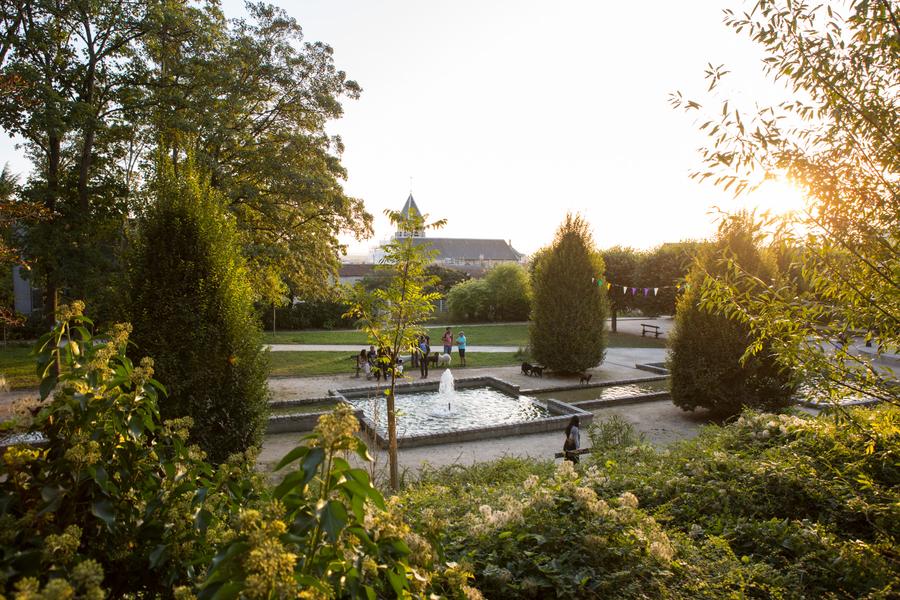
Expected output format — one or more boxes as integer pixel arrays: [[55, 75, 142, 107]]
[[553, 448, 591, 459], [641, 323, 661, 338]]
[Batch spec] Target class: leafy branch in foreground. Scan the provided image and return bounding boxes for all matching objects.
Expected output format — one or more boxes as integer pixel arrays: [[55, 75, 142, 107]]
[[672, 0, 899, 408]]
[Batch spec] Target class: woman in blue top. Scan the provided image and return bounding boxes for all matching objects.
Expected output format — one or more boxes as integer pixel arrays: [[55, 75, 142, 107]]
[[456, 331, 467, 367]]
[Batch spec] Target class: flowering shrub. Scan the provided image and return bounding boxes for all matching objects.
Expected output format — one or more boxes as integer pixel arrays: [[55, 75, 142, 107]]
[[402, 459, 677, 598], [0, 306, 477, 598], [402, 408, 900, 598]]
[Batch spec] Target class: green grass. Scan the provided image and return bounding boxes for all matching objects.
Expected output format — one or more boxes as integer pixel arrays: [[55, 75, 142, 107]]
[[268, 351, 524, 378], [263, 323, 665, 349], [0, 345, 39, 390]]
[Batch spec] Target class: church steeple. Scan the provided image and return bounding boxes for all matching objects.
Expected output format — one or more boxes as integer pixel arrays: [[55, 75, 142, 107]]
[[395, 193, 425, 238]]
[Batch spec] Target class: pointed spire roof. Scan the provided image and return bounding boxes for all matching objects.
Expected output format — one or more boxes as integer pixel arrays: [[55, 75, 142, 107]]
[[400, 193, 421, 219]]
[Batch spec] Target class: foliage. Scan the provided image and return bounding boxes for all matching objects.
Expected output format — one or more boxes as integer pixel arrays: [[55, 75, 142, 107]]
[[671, 0, 899, 408], [148, 2, 371, 301], [447, 278, 491, 322], [636, 242, 699, 316], [0, 305, 478, 598], [600, 246, 640, 330], [447, 263, 530, 322], [129, 160, 269, 464], [401, 407, 900, 598], [530, 214, 607, 372], [0, 1, 371, 322], [424, 264, 471, 296], [586, 408, 900, 598], [0, 302, 252, 597], [260, 299, 354, 331], [344, 209, 445, 490], [669, 213, 795, 416]]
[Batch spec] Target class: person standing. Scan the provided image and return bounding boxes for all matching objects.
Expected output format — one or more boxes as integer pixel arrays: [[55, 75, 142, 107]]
[[419, 335, 430, 379], [456, 330, 467, 367], [563, 416, 581, 463], [442, 327, 453, 356]]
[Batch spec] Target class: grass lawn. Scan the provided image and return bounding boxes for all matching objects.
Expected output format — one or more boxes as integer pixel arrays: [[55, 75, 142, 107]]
[[0, 345, 39, 390], [263, 323, 530, 347], [269, 351, 524, 378], [263, 323, 666, 349]]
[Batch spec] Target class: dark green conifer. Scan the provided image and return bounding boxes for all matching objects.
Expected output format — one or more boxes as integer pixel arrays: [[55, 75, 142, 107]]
[[130, 161, 269, 462], [530, 214, 607, 372]]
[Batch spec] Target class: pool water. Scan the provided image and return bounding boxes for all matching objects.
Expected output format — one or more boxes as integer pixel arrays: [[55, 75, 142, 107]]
[[533, 380, 669, 404], [270, 400, 338, 416], [348, 387, 552, 438]]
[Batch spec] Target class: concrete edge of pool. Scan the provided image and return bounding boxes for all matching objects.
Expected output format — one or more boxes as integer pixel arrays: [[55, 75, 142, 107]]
[[265, 374, 673, 445]]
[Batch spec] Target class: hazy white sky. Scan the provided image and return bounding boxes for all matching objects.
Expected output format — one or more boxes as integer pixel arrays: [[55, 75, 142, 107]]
[[0, 0, 805, 257]]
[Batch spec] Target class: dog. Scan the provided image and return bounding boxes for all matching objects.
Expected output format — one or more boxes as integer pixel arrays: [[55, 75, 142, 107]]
[[531, 365, 544, 378], [437, 353, 452, 367], [427, 353, 439, 367], [579, 373, 592, 385], [521, 362, 533, 376]]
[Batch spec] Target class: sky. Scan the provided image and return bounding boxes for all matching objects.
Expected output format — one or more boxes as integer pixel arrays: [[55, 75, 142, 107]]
[[0, 0, 806, 259]]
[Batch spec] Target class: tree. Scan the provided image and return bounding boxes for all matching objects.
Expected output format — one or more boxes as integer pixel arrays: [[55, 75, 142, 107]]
[[447, 278, 490, 322], [636, 242, 699, 317], [669, 213, 795, 416], [424, 264, 470, 296], [146, 2, 371, 301], [344, 209, 445, 490], [601, 246, 641, 332], [672, 0, 899, 408], [484, 263, 531, 321], [530, 214, 607, 373], [129, 160, 269, 463]]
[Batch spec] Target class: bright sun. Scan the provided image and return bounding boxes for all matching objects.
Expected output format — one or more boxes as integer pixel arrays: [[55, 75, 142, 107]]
[[741, 178, 808, 216]]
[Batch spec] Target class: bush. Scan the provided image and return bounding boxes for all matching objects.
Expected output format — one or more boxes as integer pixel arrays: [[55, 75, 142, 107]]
[[669, 214, 794, 416], [260, 299, 353, 330], [129, 162, 269, 463], [447, 263, 530, 323], [400, 407, 900, 599], [447, 278, 491, 322], [0, 306, 479, 598], [530, 214, 606, 372]]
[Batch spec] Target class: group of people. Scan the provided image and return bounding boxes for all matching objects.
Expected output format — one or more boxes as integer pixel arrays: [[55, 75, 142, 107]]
[[411, 327, 467, 379], [356, 345, 403, 381], [355, 328, 469, 381]]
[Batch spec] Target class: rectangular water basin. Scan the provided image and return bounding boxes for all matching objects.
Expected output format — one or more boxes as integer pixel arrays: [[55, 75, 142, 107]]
[[335, 376, 590, 448], [532, 379, 670, 409]]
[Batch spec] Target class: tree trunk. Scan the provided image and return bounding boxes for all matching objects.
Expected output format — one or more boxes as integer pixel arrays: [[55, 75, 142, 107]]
[[387, 385, 398, 490], [611, 305, 618, 333]]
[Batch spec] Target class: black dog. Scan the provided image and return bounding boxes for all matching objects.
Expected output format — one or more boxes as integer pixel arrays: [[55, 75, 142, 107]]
[[521, 362, 533, 376], [531, 365, 544, 378], [428, 353, 439, 367], [579, 373, 592, 385]]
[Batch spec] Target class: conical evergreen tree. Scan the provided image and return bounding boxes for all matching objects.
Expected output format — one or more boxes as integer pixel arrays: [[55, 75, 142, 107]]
[[130, 161, 269, 462], [530, 214, 607, 372], [669, 214, 795, 416]]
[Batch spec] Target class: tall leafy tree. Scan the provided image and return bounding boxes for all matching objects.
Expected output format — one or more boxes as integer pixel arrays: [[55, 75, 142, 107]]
[[601, 246, 640, 332], [147, 2, 372, 301], [345, 209, 444, 491], [130, 159, 269, 463], [672, 0, 899, 407], [530, 214, 606, 373]]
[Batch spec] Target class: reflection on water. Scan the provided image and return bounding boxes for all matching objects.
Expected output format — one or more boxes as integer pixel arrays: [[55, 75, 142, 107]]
[[533, 380, 669, 404], [349, 387, 551, 438]]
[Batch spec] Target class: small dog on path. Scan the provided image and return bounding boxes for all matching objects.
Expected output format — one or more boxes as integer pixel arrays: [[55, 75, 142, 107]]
[[531, 365, 544, 378], [579, 373, 592, 385], [437, 353, 452, 367], [521, 362, 533, 376]]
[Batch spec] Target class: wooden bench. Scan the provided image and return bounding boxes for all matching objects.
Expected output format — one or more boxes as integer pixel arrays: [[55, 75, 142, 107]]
[[641, 323, 661, 338], [553, 448, 591, 459]]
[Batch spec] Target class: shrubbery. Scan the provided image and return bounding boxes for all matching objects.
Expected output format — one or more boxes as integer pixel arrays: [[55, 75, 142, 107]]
[[0, 306, 478, 597], [530, 214, 606, 372], [447, 263, 531, 323], [260, 299, 354, 331], [129, 163, 269, 463], [401, 407, 900, 598], [669, 215, 795, 416]]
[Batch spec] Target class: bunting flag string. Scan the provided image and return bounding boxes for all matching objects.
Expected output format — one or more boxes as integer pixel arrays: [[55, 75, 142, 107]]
[[593, 276, 688, 294]]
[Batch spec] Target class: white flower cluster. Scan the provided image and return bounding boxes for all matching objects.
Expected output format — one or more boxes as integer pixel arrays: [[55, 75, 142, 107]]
[[736, 413, 808, 439]]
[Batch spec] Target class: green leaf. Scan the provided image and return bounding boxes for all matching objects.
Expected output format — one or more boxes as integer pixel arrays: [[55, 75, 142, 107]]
[[273, 470, 307, 499], [91, 498, 116, 527], [195, 508, 212, 534], [321, 500, 348, 543], [39, 373, 58, 401], [301, 447, 325, 485], [275, 444, 309, 471], [386, 567, 406, 596], [149, 544, 168, 568]]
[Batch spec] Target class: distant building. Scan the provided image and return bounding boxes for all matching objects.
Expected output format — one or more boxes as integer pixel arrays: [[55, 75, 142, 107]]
[[371, 193, 524, 270]]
